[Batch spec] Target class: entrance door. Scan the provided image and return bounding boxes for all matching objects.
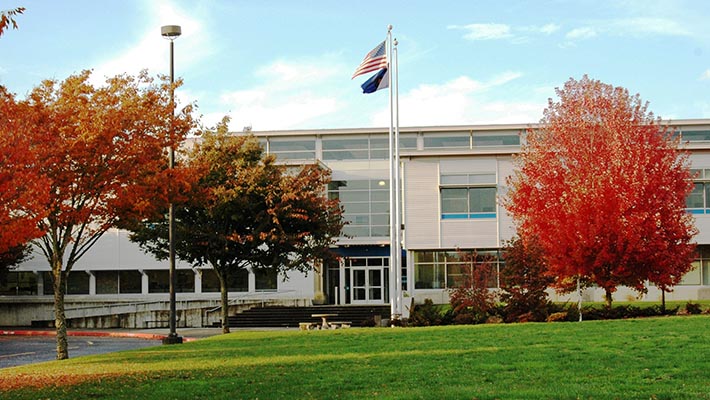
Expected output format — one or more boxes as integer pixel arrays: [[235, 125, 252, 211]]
[[350, 266, 384, 304]]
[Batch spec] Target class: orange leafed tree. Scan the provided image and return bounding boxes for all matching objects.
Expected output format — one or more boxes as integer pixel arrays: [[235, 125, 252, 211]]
[[18, 70, 195, 359], [0, 87, 49, 255], [0, 7, 24, 37], [505, 76, 697, 308]]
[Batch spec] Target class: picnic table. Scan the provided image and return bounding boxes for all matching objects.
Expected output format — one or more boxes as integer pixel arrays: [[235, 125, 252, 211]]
[[311, 313, 337, 329]]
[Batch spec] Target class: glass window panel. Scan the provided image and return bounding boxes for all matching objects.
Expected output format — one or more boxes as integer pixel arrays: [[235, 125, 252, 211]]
[[176, 270, 195, 293], [95, 271, 118, 294], [43, 272, 53, 295], [350, 258, 367, 267], [367, 258, 384, 267], [322, 150, 369, 160], [446, 263, 468, 288], [370, 226, 389, 236], [336, 191, 369, 202], [67, 271, 90, 295], [269, 139, 315, 151], [344, 202, 370, 213], [414, 251, 434, 263], [255, 268, 277, 291], [147, 270, 169, 293], [371, 191, 388, 202], [687, 183, 704, 208], [369, 288, 382, 300], [370, 214, 389, 225], [473, 135, 520, 146], [442, 188, 468, 213], [343, 226, 370, 237], [423, 134, 469, 149], [369, 269, 382, 286], [414, 263, 445, 289], [371, 202, 390, 213], [348, 215, 370, 225], [690, 169, 703, 179], [705, 184, 710, 209], [370, 149, 388, 159], [469, 187, 497, 213], [703, 260, 710, 286], [370, 137, 389, 149], [468, 174, 497, 184], [353, 288, 366, 300], [372, 180, 389, 189], [682, 130, 710, 141], [119, 270, 142, 294], [343, 180, 370, 190], [680, 262, 701, 285], [322, 138, 369, 150], [399, 135, 418, 150], [441, 175, 468, 185], [0, 271, 38, 295]]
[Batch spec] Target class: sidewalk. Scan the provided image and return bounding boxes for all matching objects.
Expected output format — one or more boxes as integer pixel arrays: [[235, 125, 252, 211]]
[[0, 327, 223, 342]]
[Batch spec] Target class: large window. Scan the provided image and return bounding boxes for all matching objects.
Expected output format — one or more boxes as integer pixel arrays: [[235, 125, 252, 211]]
[[680, 245, 710, 286], [472, 133, 520, 147], [0, 271, 38, 295], [255, 268, 277, 291], [328, 179, 389, 237], [440, 173, 497, 219], [680, 130, 710, 142], [687, 169, 710, 214], [423, 132, 470, 149], [95, 270, 142, 294], [147, 270, 195, 293], [268, 137, 316, 160], [201, 268, 248, 292], [413, 250, 501, 289]]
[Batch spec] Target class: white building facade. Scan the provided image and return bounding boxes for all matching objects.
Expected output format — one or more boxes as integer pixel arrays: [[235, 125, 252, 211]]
[[2, 120, 710, 326]]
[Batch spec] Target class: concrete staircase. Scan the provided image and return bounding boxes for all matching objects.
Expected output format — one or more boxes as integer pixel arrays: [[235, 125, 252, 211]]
[[220, 305, 392, 328]]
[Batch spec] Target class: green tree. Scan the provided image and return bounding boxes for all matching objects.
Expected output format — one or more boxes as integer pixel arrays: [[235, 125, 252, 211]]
[[129, 120, 344, 333], [499, 237, 553, 322]]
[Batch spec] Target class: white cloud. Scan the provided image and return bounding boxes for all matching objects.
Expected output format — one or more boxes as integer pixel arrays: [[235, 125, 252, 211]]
[[216, 57, 348, 130], [700, 69, 710, 81], [371, 71, 542, 127], [566, 27, 597, 40], [90, 0, 213, 85], [449, 23, 513, 41], [612, 17, 691, 37]]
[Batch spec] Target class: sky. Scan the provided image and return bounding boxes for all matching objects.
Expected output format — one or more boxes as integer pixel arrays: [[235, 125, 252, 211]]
[[2, 0, 710, 132]]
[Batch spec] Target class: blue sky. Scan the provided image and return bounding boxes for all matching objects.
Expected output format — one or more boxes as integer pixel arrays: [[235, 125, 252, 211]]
[[2, 0, 710, 131]]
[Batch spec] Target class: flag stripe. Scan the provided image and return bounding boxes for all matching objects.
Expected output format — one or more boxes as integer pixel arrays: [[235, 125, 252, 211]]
[[352, 40, 388, 79], [361, 67, 389, 94]]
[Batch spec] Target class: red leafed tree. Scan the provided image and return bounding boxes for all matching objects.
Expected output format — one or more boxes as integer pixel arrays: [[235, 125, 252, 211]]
[[505, 75, 697, 308], [19, 70, 195, 359], [0, 87, 49, 255]]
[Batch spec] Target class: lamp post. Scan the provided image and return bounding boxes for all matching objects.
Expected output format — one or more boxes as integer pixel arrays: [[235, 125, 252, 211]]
[[161, 24, 182, 345]]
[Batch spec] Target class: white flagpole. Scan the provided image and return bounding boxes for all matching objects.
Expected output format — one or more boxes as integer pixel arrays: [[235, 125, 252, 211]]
[[386, 25, 397, 321], [393, 38, 402, 318]]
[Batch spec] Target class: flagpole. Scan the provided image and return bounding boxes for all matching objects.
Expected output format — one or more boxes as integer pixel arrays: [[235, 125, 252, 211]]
[[386, 25, 398, 322], [393, 38, 402, 318]]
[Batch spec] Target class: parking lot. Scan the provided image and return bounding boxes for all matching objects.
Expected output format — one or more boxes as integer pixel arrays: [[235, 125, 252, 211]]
[[0, 335, 162, 368]]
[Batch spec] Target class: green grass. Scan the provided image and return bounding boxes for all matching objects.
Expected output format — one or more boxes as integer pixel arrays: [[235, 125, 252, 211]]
[[2, 316, 709, 399]]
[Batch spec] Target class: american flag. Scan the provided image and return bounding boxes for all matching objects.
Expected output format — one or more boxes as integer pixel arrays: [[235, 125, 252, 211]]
[[352, 40, 388, 79]]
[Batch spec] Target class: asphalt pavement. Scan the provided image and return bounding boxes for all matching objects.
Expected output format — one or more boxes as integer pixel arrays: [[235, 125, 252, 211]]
[[0, 327, 223, 369]]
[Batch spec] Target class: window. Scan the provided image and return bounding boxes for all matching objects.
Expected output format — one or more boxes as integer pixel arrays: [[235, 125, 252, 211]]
[[146, 270, 194, 293], [423, 132, 469, 149], [201, 268, 248, 292], [328, 179, 389, 237], [686, 169, 710, 214], [255, 268, 277, 291], [680, 130, 710, 142], [472, 134, 520, 147], [268, 138, 316, 160], [95, 271, 119, 294], [680, 245, 710, 286], [322, 137, 369, 160], [440, 173, 497, 219], [119, 271, 142, 294], [413, 250, 501, 289], [0, 271, 38, 295]]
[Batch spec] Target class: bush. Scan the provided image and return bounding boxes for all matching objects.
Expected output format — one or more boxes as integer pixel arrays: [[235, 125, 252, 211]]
[[409, 299, 444, 326], [685, 302, 702, 315], [499, 238, 554, 323], [448, 251, 497, 324]]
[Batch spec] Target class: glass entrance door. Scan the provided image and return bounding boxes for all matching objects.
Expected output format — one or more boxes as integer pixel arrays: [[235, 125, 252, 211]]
[[351, 266, 384, 304]]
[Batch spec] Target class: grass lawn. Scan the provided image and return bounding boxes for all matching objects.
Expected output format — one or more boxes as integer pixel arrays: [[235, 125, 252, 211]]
[[1, 316, 709, 399]]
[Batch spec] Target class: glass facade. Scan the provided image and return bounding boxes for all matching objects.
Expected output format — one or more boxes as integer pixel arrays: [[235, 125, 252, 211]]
[[440, 173, 497, 219], [201, 268, 249, 292], [423, 132, 470, 149], [328, 179, 389, 237], [413, 250, 501, 290], [268, 137, 316, 160]]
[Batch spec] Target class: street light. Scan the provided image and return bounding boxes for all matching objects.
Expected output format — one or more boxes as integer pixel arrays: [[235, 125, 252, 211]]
[[161, 24, 182, 345]]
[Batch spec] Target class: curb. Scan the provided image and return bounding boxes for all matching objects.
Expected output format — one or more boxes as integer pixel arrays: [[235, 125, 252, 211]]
[[0, 330, 198, 342]]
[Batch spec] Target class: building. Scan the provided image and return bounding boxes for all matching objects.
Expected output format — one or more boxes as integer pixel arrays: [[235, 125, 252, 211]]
[[2, 120, 710, 326]]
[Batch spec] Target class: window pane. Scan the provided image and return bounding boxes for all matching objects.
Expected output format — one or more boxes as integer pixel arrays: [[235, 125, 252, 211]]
[[442, 188, 468, 213], [680, 262, 701, 285], [470, 187, 496, 213], [269, 139, 315, 151], [255, 269, 277, 291], [119, 270, 142, 294], [441, 175, 468, 185], [95, 271, 118, 294], [473, 135, 520, 146], [399, 135, 418, 150], [147, 270, 169, 293], [414, 263, 445, 289], [176, 270, 195, 293], [423, 134, 469, 149], [682, 130, 710, 141], [0, 271, 38, 295], [67, 271, 89, 295], [687, 183, 704, 209]]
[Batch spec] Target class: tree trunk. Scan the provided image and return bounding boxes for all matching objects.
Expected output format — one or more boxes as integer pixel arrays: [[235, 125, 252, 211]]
[[52, 265, 68, 360], [217, 270, 230, 334], [604, 288, 613, 309], [661, 289, 666, 313]]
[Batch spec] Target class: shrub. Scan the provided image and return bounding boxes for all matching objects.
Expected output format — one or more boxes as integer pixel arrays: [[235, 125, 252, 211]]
[[448, 251, 497, 324], [409, 299, 444, 326], [499, 237, 555, 323], [685, 302, 702, 315]]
